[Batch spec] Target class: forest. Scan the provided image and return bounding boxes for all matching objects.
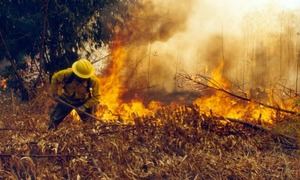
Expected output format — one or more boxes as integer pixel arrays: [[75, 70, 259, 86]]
[[0, 0, 299, 179]]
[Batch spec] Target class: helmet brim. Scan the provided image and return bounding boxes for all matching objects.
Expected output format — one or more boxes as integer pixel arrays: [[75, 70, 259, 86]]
[[72, 61, 95, 79]]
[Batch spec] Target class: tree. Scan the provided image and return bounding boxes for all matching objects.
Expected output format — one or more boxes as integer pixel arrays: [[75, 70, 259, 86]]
[[0, 0, 134, 100]]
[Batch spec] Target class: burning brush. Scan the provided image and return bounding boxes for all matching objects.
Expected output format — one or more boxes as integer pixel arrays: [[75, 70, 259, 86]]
[[0, 78, 7, 90]]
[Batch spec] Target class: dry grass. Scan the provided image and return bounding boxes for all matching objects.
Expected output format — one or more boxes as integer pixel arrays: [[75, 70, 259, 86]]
[[0, 92, 299, 179], [273, 118, 300, 145]]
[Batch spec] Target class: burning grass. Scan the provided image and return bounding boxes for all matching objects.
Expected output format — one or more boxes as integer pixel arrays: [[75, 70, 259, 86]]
[[94, 38, 300, 127], [1, 43, 299, 178], [1, 39, 299, 178], [0, 92, 299, 179]]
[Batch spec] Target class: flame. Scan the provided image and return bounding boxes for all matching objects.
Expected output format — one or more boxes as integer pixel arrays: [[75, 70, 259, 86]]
[[193, 61, 278, 125], [209, 60, 230, 89], [97, 38, 161, 123], [95, 38, 278, 125], [70, 39, 296, 125], [98, 38, 126, 120], [73, 40, 294, 125], [70, 110, 81, 122], [69, 38, 159, 123], [194, 91, 275, 124], [0, 79, 7, 90]]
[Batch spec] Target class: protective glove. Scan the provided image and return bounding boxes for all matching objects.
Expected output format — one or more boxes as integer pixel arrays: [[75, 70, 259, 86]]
[[52, 92, 59, 99], [77, 105, 87, 112]]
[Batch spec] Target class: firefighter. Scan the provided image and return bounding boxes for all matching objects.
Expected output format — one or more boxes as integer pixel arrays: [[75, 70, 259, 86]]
[[48, 58, 101, 130]]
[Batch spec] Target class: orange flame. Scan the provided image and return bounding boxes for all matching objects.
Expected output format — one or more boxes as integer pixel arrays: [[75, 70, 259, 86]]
[[193, 61, 278, 125], [98, 39, 126, 120], [97, 38, 161, 123], [71, 39, 296, 125], [0, 79, 7, 90]]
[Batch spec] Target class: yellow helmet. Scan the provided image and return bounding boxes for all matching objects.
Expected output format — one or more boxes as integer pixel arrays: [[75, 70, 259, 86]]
[[72, 58, 95, 79]]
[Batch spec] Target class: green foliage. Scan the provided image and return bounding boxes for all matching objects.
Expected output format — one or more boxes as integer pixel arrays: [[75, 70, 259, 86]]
[[0, 0, 134, 99], [0, 0, 132, 74], [0, 1, 42, 61]]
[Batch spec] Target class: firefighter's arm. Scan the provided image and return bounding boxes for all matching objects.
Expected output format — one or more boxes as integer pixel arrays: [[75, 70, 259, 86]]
[[50, 68, 73, 96], [83, 76, 101, 109]]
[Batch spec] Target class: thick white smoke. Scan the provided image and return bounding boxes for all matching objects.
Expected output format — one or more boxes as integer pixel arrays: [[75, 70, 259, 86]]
[[129, 0, 300, 93], [89, 0, 300, 97]]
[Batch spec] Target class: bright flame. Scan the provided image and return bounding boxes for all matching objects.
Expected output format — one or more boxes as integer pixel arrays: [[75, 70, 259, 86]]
[[0, 79, 7, 90], [70, 40, 297, 126], [193, 61, 278, 125], [97, 38, 161, 123], [72, 39, 296, 125], [98, 38, 126, 120], [67, 33, 299, 126], [70, 0, 300, 125], [209, 60, 230, 89], [70, 110, 81, 122]]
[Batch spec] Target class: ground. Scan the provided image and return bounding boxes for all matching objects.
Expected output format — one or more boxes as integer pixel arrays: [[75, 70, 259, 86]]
[[0, 91, 299, 179]]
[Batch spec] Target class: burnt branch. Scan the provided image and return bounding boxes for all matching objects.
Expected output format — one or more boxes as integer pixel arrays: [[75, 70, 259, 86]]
[[179, 73, 299, 115]]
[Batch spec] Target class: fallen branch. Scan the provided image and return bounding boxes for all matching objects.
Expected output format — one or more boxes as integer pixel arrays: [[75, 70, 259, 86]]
[[91, 54, 111, 64], [93, 127, 136, 136], [277, 83, 299, 97], [52, 96, 105, 122], [180, 73, 299, 115], [219, 116, 299, 149], [219, 117, 270, 131]]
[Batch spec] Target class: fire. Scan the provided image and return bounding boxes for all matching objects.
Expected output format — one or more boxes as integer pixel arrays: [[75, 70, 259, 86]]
[[97, 38, 161, 123], [75, 40, 295, 125], [193, 61, 278, 124], [0, 78, 7, 90], [69, 38, 160, 123], [70, 110, 81, 122], [95, 39, 276, 124], [194, 91, 275, 124], [97, 38, 126, 120], [71, 39, 296, 125], [209, 61, 230, 89]]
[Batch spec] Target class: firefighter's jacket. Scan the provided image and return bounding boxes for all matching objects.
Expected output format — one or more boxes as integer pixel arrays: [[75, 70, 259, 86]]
[[51, 68, 101, 108]]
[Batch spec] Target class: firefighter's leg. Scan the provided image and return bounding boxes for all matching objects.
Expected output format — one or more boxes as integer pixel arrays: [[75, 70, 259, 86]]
[[48, 102, 73, 130]]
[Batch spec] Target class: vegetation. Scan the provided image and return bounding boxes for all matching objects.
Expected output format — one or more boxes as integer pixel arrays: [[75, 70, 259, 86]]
[[0, 92, 299, 179], [0, 1, 299, 179], [0, 0, 132, 99]]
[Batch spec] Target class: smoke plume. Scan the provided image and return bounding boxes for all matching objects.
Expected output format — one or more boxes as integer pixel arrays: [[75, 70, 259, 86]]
[[102, 0, 300, 99]]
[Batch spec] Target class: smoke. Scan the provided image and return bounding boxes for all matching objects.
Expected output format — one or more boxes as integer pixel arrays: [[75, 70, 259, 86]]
[[112, 0, 194, 44], [105, 0, 300, 97], [110, 0, 195, 95]]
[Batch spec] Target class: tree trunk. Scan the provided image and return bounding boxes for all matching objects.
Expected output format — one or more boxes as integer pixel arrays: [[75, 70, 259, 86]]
[[0, 29, 29, 101]]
